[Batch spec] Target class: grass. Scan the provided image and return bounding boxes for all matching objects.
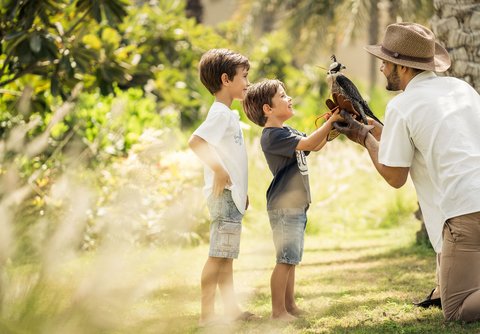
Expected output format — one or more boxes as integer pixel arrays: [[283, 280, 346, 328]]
[[132, 219, 480, 334], [2, 137, 480, 333], [55, 217, 475, 334]]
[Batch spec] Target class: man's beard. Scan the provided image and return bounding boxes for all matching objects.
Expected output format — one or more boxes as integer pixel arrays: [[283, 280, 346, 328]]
[[386, 65, 401, 91]]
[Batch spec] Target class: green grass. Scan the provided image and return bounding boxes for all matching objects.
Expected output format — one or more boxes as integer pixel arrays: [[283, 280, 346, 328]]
[[2, 137, 479, 333], [135, 219, 479, 334], [4, 221, 470, 334]]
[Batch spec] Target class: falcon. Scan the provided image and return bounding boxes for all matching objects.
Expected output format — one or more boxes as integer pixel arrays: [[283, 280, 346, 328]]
[[326, 55, 383, 127]]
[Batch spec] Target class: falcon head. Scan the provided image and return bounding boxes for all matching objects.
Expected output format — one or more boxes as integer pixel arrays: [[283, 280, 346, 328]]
[[327, 54, 346, 75]]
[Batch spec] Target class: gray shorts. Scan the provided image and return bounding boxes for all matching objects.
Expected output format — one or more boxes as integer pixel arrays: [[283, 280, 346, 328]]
[[268, 207, 307, 265], [207, 190, 243, 259]]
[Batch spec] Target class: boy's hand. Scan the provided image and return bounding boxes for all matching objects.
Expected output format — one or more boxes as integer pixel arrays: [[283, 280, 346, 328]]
[[213, 167, 232, 197], [327, 107, 343, 123]]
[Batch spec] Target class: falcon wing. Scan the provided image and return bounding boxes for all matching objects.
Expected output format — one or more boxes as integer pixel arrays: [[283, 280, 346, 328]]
[[336, 75, 383, 125]]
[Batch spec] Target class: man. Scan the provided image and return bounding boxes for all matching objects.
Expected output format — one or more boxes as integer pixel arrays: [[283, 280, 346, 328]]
[[333, 22, 480, 322]]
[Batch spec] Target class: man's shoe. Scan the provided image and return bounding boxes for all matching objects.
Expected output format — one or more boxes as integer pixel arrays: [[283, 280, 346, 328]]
[[413, 288, 442, 309]]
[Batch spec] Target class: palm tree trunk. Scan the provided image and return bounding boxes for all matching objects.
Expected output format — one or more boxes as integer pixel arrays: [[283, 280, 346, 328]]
[[368, 1, 379, 94], [431, 0, 480, 93]]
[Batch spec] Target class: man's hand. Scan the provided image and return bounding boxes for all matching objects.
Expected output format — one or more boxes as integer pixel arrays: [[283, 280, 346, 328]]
[[333, 109, 374, 147], [213, 167, 232, 197]]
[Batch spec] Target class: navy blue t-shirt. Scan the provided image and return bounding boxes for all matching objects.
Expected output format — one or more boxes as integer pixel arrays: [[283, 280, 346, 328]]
[[261, 126, 311, 210]]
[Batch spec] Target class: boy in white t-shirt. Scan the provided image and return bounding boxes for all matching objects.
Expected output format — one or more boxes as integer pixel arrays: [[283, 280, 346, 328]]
[[188, 49, 256, 326]]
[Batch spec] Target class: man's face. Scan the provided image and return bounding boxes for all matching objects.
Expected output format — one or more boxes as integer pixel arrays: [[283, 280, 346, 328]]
[[381, 61, 401, 91]]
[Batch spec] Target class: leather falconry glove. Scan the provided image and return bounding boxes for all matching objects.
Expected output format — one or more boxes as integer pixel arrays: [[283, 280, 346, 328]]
[[333, 109, 374, 147], [324, 93, 360, 141]]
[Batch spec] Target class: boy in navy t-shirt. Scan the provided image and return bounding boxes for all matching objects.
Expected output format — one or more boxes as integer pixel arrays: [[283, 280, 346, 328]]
[[243, 79, 341, 321]]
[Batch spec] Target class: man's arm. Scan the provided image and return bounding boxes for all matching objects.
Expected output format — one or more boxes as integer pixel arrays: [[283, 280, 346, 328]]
[[333, 110, 409, 188], [364, 134, 409, 188], [188, 134, 231, 196]]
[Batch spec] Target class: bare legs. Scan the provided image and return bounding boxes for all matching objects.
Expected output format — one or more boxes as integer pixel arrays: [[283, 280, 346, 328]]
[[200, 257, 242, 325], [271, 263, 298, 321]]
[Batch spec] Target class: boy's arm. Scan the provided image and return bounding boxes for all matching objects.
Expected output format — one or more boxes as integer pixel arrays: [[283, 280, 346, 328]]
[[296, 109, 341, 152], [312, 138, 327, 151], [188, 134, 232, 196]]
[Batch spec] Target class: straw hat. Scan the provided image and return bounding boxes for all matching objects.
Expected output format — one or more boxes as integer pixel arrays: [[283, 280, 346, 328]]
[[365, 22, 451, 72]]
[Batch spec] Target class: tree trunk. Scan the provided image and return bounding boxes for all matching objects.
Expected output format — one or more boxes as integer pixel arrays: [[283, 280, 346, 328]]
[[431, 0, 480, 93], [368, 1, 379, 95], [186, 0, 203, 23]]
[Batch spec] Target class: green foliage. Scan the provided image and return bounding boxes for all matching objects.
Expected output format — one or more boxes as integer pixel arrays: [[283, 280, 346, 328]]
[[120, 1, 224, 127], [0, 0, 129, 98]]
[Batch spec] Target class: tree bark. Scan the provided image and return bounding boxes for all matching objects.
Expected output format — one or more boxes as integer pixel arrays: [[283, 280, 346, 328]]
[[368, 1, 379, 95], [431, 0, 480, 93]]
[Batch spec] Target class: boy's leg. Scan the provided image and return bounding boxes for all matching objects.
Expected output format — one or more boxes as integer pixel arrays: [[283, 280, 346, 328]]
[[218, 258, 243, 317], [268, 207, 306, 321], [271, 263, 297, 320], [200, 256, 222, 324], [285, 266, 303, 315], [204, 189, 245, 323]]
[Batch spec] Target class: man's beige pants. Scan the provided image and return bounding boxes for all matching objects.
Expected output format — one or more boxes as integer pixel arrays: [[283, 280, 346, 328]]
[[441, 211, 480, 322]]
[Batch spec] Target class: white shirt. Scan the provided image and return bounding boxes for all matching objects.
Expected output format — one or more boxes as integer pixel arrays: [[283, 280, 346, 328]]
[[193, 102, 248, 214], [379, 71, 480, 253]]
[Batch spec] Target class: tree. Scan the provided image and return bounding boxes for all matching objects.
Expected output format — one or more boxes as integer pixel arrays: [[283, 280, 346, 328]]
[[431, 0, 480, 94], [239, 0, 434, 90], [0, 0, 129, 99]]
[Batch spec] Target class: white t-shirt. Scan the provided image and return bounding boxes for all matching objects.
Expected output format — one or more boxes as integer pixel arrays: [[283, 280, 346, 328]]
[[193, 102, 248, 214], [379, 71, 480, 253]]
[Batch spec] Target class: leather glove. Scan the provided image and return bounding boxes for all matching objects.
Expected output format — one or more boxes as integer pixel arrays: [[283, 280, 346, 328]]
[[332, 93, 361, 120], [324, 98, 340, 141], [333, 109, 374, 147], [324, 93, 361, 141]]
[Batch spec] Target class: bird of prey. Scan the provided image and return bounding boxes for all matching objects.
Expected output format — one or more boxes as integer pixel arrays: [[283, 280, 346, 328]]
[[326, 55, 383, 128]]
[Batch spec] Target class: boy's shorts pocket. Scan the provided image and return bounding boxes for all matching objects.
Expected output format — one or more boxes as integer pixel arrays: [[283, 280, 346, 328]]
[[209, 220, 242, 259]]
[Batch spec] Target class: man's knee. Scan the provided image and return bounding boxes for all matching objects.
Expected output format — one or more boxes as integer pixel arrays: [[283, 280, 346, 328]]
[[443, 290, 480, 322]]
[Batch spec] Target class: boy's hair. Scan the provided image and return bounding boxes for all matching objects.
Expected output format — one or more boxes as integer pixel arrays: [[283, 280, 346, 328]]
[[243, 79, 285, 127], [199, 49, 250, 95]]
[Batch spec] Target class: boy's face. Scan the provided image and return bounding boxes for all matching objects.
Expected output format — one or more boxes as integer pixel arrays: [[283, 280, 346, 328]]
[[228, 66, 249, 100], [269, 85, 293, 121]]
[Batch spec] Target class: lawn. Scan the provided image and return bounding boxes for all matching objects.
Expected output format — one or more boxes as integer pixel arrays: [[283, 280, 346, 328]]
[[141, 218, 480, 334], [1, 140, 479, 334]]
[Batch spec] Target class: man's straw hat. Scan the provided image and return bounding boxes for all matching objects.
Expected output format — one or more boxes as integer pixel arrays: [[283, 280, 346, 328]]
[[365, 22, 451, 72]]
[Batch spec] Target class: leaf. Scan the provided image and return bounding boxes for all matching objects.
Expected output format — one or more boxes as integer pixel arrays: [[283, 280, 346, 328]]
[[29, 33, 42, 53]]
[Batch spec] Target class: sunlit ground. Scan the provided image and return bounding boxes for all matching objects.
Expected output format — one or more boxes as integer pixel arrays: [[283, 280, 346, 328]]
[[2, 137, 480, 333]]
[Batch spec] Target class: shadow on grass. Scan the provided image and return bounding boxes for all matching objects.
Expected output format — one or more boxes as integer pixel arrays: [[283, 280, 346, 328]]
[[137, 237, 480, 334], [326, 317, 480, 334]]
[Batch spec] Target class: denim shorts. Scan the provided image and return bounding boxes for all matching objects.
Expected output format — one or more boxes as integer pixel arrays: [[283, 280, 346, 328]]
[[206, 190, 243, 259], [268, 207, 307, 265]]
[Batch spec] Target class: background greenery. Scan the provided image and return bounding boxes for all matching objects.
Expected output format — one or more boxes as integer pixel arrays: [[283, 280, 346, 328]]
[[1, 0, 478, 333]]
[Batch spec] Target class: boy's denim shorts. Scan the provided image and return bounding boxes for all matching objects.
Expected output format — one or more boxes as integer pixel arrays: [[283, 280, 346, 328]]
[[206, 190, 243, 259], [268, 207, 307, 265]]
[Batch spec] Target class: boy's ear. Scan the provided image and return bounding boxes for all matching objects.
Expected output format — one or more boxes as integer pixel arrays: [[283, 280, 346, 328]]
[[262, 103, 272, 115], [220, 73, 229, 85]]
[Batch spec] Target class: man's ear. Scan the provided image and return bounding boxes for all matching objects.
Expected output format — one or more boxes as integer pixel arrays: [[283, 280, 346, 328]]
[[221, 73, 229, 85]]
